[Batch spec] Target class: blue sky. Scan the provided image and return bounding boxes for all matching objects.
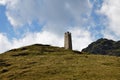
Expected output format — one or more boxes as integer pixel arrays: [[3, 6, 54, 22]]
[[0, 0, 120, 53]]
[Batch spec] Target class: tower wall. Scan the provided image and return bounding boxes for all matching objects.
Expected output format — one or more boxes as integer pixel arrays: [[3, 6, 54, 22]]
[[64, 32, 72, 50]]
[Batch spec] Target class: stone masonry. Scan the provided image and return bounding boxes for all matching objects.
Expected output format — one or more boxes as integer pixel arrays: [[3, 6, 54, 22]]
[[64, 32, 72, 50]]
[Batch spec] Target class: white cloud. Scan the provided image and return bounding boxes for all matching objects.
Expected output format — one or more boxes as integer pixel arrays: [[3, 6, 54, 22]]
[[4, 0, 42, 27], [69, 27, 93, 51], [0, 33, 11, 53], [0, 31, 64, 53], [99, 0, 120, 39], [0, 0, 92, 31], [11, 31, 64, 48], [0, 0, 8, 5]]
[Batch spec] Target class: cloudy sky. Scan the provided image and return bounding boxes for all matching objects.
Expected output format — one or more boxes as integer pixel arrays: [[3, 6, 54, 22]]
[[0, 0, 120, 53]]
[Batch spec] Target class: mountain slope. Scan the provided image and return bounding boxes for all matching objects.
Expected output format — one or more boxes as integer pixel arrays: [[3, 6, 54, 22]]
[[0, 44, 120, 80], [82, 38, 120, 56]]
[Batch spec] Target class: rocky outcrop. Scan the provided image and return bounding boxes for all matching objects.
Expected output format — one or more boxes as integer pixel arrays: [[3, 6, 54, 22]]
[[82, 38, 120, 56]]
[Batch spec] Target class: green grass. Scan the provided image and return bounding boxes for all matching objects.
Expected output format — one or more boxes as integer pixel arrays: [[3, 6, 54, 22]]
[[0, 44, 120, 80]]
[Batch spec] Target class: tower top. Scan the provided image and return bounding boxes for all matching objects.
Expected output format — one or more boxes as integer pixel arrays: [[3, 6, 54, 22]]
[[65, 31, 71, 34]]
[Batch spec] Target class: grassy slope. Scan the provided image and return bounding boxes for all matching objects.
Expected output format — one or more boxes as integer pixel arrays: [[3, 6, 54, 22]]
[[0, 44, 120, 80]]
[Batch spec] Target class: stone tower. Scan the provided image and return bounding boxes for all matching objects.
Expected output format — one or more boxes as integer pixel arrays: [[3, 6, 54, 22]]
[[64, 31, 72, 50]]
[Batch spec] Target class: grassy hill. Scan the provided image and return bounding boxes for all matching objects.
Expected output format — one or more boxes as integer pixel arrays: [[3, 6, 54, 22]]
[[0, 44, 120, 80]]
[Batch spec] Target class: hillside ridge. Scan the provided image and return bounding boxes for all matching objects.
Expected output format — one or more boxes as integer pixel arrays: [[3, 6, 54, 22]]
[[82, 38, 120, 56]]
